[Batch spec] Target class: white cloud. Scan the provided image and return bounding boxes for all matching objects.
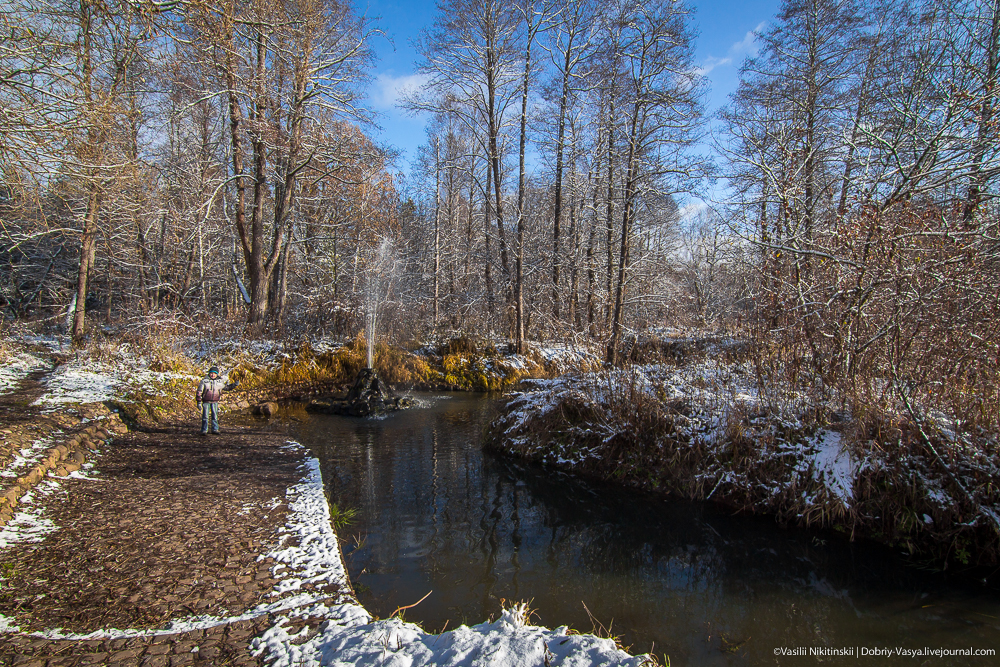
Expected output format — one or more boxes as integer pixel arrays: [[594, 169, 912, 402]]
[[729, 22, 767, 59], [696, 56, 732, 77], [696, 21, 767, 76], [370, 71, 430, 110]]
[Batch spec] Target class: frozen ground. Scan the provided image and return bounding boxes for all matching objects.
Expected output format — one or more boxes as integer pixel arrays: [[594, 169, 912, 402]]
[[26, 343, 199, 411]]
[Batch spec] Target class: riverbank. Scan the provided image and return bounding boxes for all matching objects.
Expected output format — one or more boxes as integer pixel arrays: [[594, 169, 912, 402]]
[[0, 335, 655, 666], [485, 345, 1000, 568]]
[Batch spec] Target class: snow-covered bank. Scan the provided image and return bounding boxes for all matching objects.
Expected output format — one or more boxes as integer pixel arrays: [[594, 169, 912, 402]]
[[486, 361, 1000, 566], [256, 602, 651, 667], [35, 345, 198, 410], [252, 443, 653, 666]]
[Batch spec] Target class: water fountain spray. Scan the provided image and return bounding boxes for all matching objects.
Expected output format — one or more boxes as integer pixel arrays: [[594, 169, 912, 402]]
[[304, 236, 411, 417], [363, 237, 397, 369]]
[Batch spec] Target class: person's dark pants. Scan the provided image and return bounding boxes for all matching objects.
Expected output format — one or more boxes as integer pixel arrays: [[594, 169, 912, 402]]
[[201, 402, 219, 434]]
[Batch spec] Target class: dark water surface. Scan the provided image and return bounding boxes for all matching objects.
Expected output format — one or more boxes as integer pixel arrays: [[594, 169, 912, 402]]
[[288, 393, 1000, 665]]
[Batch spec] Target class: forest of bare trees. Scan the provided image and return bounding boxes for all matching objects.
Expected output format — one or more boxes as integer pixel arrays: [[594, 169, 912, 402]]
[[721, 0, 1000, 430], [404, 0, 709, 359], [2, 0, 999, 426], [1, 0, 716, 350], [1, 0, 389, 338]]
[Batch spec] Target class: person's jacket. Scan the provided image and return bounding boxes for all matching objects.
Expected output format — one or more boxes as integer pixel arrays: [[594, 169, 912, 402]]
[[196, 376, 226, 403]]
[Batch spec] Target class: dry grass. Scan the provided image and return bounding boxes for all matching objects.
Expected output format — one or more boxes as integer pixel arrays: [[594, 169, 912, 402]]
[[89, 330, 199, 376], [227, 334, 436, 391], [486, 365, 1000, 566]]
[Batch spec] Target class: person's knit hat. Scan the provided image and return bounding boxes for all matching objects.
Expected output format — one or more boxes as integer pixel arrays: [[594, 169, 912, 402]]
[[209, 366, 220, 375]]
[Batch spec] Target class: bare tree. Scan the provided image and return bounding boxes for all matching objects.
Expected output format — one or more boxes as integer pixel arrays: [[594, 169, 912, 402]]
[[543, 0, 598, 322], [189, 0, 375, 333], [410, 0, 521, 308], [605, 0, 705, 364]]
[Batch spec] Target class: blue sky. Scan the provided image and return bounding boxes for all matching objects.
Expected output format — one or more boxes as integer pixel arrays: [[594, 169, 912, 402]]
[[355, 0, 781, 180]]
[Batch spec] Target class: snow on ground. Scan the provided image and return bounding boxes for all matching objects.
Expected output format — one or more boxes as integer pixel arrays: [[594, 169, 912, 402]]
[[0, 432, 60, 481], [21, 593, 355, 641], [186, 336, 345, 368], [252, 443, 652, 667], [34, 361, 118, 407], [0, 480, 62, 548], [809, 430, 855, 507], [266, 444, 354, 597], [535, 342, 601, 369], [31, 343, 198, 410], [255, 602, 651, 667], [0, 351, 48, 394]]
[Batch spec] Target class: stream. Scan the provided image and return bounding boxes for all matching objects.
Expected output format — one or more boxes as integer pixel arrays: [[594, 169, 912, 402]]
[[288, 392, 1000, 665]]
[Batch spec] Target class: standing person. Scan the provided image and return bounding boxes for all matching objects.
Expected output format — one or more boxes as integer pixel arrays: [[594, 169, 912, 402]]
[[195, 366, 226, 435]]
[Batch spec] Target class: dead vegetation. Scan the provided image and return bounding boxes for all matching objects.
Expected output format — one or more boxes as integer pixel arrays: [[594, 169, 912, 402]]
[[485, 361, 1000, 568], [227, 335, 434, 391], [85, 331, 591, 430]]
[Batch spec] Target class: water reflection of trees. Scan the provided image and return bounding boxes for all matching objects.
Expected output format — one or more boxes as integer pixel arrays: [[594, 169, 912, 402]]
[[293, 399, 1000, 664]]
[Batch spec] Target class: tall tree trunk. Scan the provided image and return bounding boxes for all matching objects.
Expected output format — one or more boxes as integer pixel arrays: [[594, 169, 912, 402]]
[[73, 189, 98, 340], [466, 153, 475, 287], [586, 210, 597, 336], [265, 58, 306, 323], [608, 95, 643, 365], [604, 93, 616, 328], [514, 6, 537, 353], [447, 152, 456, 301], [222, 4, 251, 271], [269, 223, 293, 326], [570, 192, 580, 330], [552, 45, 574, 322], [434, 138, 442, 325], [484, 158, 495, 312], [73, 0, 96, 342], [485, 15, 510, 290], [246, 27, 269, 334]]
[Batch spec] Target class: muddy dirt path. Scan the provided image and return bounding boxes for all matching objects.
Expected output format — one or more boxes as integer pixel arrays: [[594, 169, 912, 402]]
[[0, 369, 334, 667]]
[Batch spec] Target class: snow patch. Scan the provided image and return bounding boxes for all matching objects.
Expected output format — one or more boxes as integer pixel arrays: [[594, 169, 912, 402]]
[[0, 434, 59, 479], [265, 445, 351, 596], [32, 347, 198, 409], [26, 593, 339, 640], [34, 364, 117, 407], [0, 352, 47, 393], [810, 430, 855, 507], [0, 487, 59, 547], [253, 602, 652, 667]]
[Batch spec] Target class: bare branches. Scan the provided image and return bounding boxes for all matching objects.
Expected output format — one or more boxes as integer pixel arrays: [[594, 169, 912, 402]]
[[720, 0, 1000, 432]]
